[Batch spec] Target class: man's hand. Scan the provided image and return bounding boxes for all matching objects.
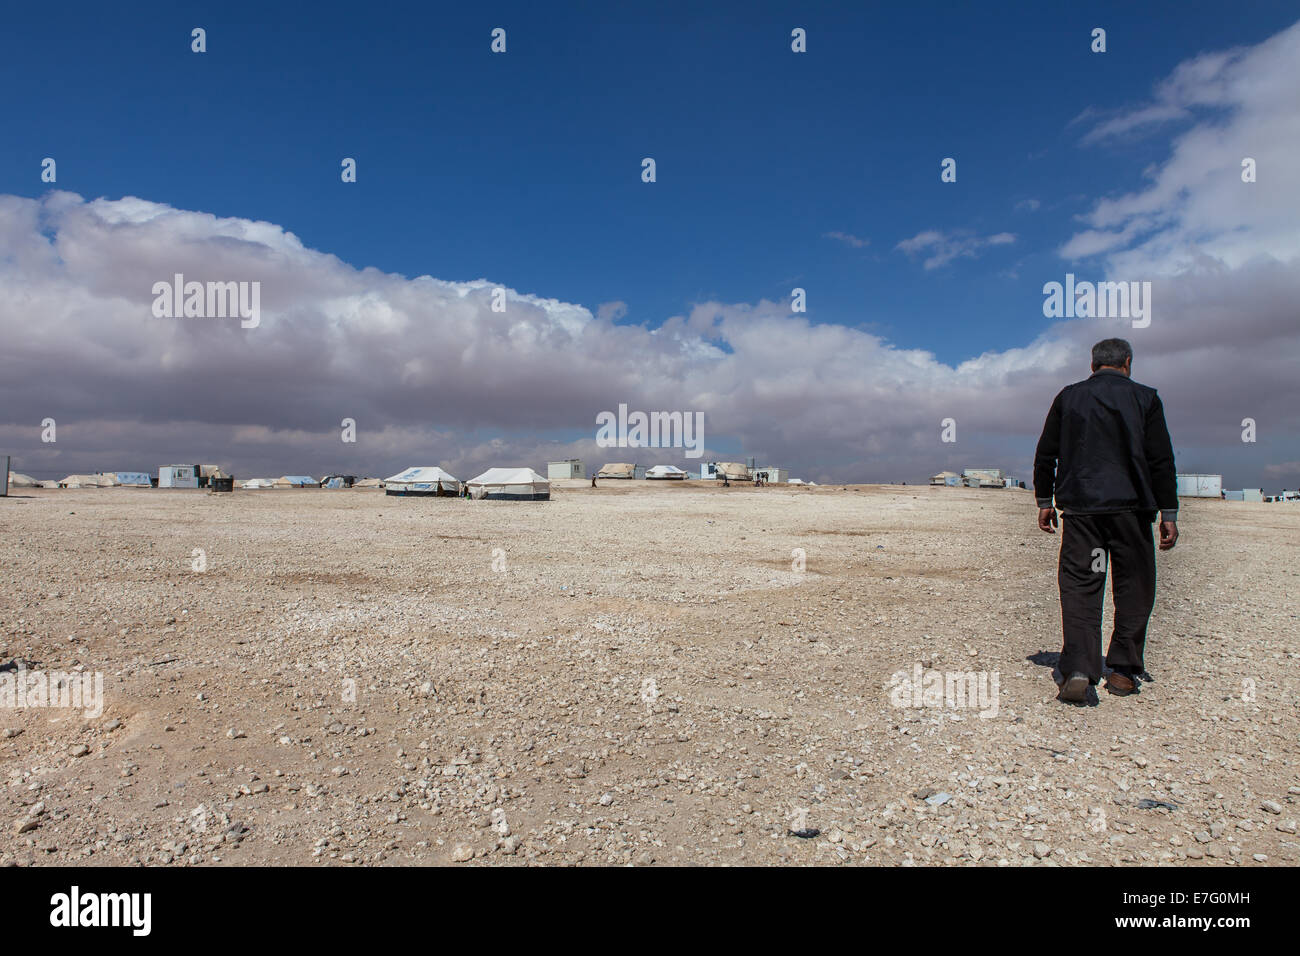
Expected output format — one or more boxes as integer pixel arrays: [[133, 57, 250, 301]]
[[1159, 520, 1178, 551], [1038, 507, 1058, 534]]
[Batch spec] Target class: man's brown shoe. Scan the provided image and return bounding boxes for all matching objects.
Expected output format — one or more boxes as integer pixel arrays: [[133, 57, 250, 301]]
[[1105, 672, 1137, 695]]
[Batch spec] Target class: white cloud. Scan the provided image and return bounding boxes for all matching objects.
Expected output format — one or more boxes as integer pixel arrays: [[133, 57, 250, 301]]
[[2, 22, 1300, 486], [824, 231, 870, 248], [895, 229, 1017, 270]]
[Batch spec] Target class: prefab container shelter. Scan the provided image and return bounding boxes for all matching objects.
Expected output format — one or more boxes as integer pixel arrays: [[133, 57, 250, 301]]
[[547, 460, 585, 480], [159, 465, 199, 488], [1176, 474, 1222, 498]]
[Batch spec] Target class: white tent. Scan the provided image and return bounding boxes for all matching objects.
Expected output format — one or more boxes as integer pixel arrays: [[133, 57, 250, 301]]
[[645, 465, 688, 480], [466, 467, 550, 501], [384, 466, 460, 497], [7, 472, 40, 488], [241, 478, 275, 489]]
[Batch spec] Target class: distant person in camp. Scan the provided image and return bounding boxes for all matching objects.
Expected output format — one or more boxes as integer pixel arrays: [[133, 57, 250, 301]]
[[591, 476, 597, 488], [1033, 338, 1178, 703]]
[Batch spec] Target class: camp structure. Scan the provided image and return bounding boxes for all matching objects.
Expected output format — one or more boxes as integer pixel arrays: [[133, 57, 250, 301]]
[[931, 470, 961, 486], [159, 464, 199, 488], [272, 475, 317, 488], [466, 467, 550, 501], [196, 464, 225, 488], [319, 474, 358, 489], [240, 478, 275, 489], [58, 474, 101, 489], [645, 464, 688, 480], [597, 462, 641, 479], [114, 472, 153, 487], [1176, 474, 1222, 498], [963, 468, 1005, 488], [547, 459, 584, 480], [714, 462, 750, 481], [384, 466, 460, 497], [353, 478, 384, 489], [7, 472, 40, 489]]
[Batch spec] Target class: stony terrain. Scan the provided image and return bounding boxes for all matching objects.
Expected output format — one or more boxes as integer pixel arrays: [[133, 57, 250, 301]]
[[1, 481, 1296, 866]]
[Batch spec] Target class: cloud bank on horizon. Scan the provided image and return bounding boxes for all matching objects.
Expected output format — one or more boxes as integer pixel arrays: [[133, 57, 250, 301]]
[[1, 22, 1298, 487]]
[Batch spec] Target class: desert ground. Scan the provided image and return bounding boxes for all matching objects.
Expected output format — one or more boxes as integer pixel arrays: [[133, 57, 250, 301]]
[[1, 480, 1296, 866]]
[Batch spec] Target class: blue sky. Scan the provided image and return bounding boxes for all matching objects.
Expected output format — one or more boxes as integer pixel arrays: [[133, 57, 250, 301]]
[[2, 2, 1299, 486], [4, 0, 1294, 365]]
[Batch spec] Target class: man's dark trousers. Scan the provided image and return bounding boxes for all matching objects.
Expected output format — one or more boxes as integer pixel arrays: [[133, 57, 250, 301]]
[[1058, 511, 1156, 683]]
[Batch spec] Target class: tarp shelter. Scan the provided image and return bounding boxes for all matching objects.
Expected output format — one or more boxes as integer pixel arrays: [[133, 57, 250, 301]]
[[384, 466, 460, 497], [931, 471, 960, 486], [58, 474, 100, 488], [597, 463, 638, 479], [273, 475, 317, 488], [715, 462, 750, 480], [115, 472, 152, 487], [467, 468, 550, 501], [645, 465, 687, 480], [7, 472, 40, 488]]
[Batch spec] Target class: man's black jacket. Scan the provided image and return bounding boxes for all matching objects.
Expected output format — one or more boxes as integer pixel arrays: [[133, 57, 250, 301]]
[[1033, 368, 1178, 520]]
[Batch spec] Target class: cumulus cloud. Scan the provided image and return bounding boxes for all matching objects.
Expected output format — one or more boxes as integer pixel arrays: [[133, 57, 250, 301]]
[[895, 230, 1017, 270], [1065, 20, 1300, 275], [1, 23, 1299, 487]]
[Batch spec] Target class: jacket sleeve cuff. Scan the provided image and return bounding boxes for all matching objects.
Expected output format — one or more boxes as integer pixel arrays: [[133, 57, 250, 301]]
[[1036, 498, 1053, 509], [1160, 509, 1178, 522]]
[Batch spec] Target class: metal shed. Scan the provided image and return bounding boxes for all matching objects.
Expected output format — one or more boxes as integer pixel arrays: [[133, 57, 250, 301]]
[[158, 464, 199, 488], [1175, 474, 1222, 498], [547, 459, 585, 480]]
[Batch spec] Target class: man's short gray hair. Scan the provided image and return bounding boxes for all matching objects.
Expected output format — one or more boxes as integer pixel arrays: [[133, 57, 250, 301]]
[[1091, 338, 1132, 371]]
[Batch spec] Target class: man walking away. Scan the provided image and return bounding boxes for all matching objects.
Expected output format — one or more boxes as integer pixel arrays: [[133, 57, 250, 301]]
[[1033, 338, 1178, 702]]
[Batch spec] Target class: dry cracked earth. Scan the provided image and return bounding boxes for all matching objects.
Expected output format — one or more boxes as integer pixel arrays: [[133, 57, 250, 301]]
[[1, 481, 1296, 866]]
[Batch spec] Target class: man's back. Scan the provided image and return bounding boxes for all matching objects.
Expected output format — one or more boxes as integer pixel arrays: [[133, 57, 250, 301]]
[[1034, 368, 1177, 517]]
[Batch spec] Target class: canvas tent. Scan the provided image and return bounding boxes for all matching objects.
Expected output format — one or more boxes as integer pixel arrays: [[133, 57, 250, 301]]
[[384, 466, 460, 497], [273, 475, 317, 488], [715, 462, 750, 480], [58, 474, 100, 488], [353, 478, 384, 489], [466, 468, 550, 501], [931, 471, 960, 486], [645, 465, 687, 480], [241, 478, 275, 489], [115, 472, 152, 487], [7, 472, 39, 488], [597, 462, 639, 479]]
